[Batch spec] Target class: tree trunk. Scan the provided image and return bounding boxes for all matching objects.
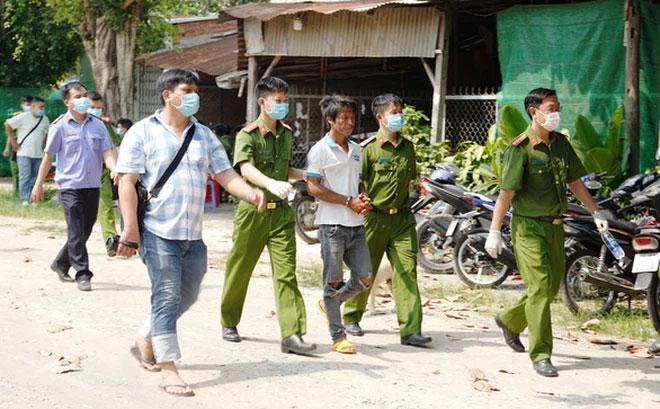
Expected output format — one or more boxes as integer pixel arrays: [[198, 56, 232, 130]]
[[80, 3, 141, 121]]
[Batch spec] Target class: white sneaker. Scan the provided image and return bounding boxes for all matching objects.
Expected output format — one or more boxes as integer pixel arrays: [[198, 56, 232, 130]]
[[22, 201, 29, 207]]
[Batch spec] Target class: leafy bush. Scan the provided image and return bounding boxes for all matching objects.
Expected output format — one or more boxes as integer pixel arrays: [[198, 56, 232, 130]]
[[570, 106, 624, 184], [446, 104, 528, 194], [401, 105, 450, 174]]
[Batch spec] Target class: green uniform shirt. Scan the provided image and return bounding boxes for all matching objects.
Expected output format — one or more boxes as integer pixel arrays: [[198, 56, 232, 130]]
[[233, 114, 292, 202], [361, 130, 416, 209], [104, 121, 121, 146], [500, 126, 586, 217]]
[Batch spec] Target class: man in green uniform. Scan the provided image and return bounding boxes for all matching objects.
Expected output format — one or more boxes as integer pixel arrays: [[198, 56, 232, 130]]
[[87, 91, 122, 256], [342, 93, 431, 347], [486, 88, 608, 377], [221, 76, 315, 355]]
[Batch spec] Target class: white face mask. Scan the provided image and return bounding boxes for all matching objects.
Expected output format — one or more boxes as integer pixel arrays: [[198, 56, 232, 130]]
[[539, 111, 561, 132]]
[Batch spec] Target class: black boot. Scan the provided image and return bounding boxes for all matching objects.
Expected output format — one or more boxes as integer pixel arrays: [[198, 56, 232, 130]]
[[495, 314, 525, 353], [281, 334, 316, 355], [222, 326, 242, 343], [533, 359, 558, 377]]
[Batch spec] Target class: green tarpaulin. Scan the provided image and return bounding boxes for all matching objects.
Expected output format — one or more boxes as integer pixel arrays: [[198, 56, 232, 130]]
[[497, 0, 659, 173]]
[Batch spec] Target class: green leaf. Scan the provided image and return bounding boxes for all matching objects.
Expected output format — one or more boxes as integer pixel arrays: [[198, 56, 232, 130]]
[[571, 115, 602, 162], [605, 106, 623, 159], [583, 147, 621, 177], [497, 104, 528, 143]]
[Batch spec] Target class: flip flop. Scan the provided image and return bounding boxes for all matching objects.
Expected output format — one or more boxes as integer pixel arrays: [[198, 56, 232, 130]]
[[331, 338, 356, 354], [317, 299, 328, 323], [159, 383, 195, 397], [129, 345, 161, 372]]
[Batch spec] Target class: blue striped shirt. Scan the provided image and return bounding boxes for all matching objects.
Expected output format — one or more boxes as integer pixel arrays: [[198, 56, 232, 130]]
[[116, 113, 231, 240]]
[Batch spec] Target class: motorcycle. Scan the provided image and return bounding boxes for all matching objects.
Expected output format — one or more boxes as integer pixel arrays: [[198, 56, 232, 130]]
[[560, 180, 660, 316], [632, 222, 660, 332], [291, 180, 319, 244]]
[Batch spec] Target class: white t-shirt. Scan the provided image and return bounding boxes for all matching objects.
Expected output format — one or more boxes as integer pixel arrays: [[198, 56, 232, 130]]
[[6, 111, 50, 158], [305, 134, 363, 227]]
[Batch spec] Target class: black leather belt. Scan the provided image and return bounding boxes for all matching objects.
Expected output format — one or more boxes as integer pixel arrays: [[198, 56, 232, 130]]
[[536, 215, 563, 225], [373, 206, 409, 215], [266, 200, 287, 210]]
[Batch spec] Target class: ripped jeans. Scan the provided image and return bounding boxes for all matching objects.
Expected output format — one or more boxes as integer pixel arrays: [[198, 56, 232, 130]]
[[319, 224, 371, 342], [137, 229, 207, 363]]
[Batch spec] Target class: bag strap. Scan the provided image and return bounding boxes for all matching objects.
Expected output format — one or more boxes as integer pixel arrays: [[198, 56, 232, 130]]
[[149, 123, 196, 199], [17, 115, 44, 146]]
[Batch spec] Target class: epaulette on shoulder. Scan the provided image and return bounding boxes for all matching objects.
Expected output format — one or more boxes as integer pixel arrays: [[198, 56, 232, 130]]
[[51, 114, 65, 125], [241, 123, 258, 133], [281, 121, 292, 131], [511, 133, 528, 147], [360, 134, 378, 148]]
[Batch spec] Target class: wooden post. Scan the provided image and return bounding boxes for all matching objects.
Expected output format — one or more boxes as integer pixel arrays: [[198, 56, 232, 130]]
[[246, 56, 258, 122], [260, 55, 281, 80], [624, 0, 640, 174], [431, 10, 452, 143]]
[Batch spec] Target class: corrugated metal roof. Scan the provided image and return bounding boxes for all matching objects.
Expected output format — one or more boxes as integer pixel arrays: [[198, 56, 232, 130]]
[[261, 6, 440, 57], [220, 0, 431, 21], [136, 35, 240, 77]]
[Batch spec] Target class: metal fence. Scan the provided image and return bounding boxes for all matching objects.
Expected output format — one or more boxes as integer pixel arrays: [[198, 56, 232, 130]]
[[444, 87, 498, 146]]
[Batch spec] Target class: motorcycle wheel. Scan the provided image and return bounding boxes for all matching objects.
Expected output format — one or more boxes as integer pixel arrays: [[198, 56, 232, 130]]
[[453, 228, 511, 288], [647, 272, 660, 332], [559, 250, 617, 317], [416, 218, 454, 274], [293, 194, 319, 245]]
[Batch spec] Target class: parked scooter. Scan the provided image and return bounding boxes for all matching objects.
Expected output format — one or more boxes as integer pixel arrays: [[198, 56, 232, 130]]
[[560, 180, 660, 316], [291, 180, 319, 244]]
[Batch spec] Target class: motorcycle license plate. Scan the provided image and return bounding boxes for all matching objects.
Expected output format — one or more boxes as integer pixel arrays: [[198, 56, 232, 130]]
[[445, 220, 458, 238], [631, 252, 660, 273]]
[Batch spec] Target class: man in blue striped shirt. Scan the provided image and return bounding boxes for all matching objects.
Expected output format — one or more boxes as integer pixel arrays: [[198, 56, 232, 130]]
[[116, 69, 265, 397]]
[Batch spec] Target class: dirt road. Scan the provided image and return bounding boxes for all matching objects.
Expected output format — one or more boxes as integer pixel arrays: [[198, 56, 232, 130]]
[[0, 209, 658, 409]]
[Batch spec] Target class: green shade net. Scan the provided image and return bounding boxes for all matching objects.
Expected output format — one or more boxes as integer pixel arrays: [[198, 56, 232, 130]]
[[497, 0, 659, 173]]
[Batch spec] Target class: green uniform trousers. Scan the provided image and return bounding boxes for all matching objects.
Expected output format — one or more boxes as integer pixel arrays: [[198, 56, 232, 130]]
[[98, 168, 118, 241], [342, 211, 423, 337], [221, 201, 307, 338], [499, 215, 565, 362], [10, 159, 19, 197]]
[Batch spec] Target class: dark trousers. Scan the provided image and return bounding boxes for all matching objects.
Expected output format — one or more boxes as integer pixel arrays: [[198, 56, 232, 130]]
[[53, 188, 100, 280]]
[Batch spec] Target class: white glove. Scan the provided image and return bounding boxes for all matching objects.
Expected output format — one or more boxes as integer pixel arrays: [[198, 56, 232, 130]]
[[592, 210, 609, 233], [265, 178, 294, 200], [485, 230, 504, 259]]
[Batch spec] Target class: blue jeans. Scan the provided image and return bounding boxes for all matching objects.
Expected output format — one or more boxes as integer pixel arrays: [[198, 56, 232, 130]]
[[138, 229, 207, 363], [17, 156, 41, 202], [319, 224, 371, 342]]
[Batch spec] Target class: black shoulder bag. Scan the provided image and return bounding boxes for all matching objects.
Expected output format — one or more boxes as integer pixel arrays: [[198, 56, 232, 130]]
[[135, 124, 196, 233], [11, 115, 44, 162]]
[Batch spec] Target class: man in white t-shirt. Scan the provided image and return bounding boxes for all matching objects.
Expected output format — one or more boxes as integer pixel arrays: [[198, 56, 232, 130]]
[[4, 96, 50, 204], [305, 95, 372, 354]]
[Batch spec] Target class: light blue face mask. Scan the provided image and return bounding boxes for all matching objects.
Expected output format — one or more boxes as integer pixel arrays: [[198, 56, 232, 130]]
[[386, 113, 404, 132], [115, 128, 125, 136], [72, 97, 92, 114], [269, 102, 289, 121], [22, 105, 31, 112], [35, 110, 45, 117], [87, 108, 102, 117], [174, 93, 200, 117]]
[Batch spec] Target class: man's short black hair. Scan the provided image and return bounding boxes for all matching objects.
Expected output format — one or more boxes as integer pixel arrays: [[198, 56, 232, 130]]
[[255, 76, 288, 99], [60, 80, 87, 100], [87, 91, 102, 101], [20, 95, 33, 104], [214, 123, 232, 136], [319, 94, 357, 122], [371, 93, 403, 117], [524, 88, 557, 118], [157, 69, 200, 105], [31, 96, 45, 104], [117, 118, 133, 129]]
